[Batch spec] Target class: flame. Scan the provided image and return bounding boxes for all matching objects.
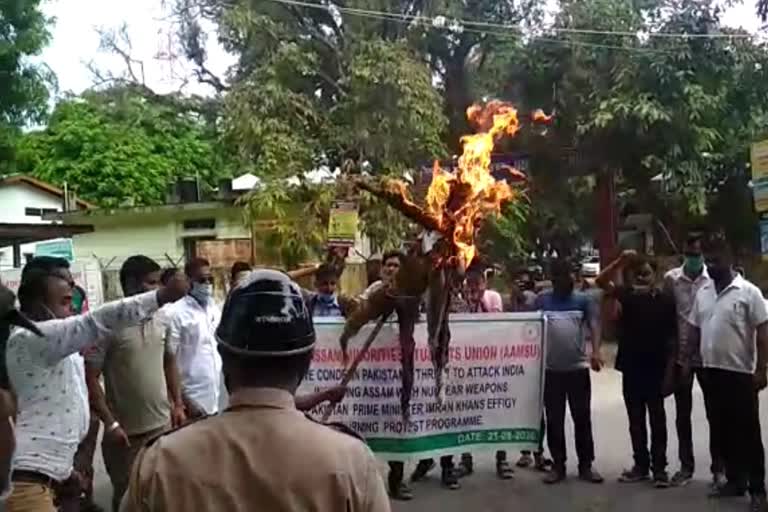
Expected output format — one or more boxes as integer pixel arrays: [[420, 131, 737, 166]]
[[531, 109, 554, 124], [425, 101, 524, 269]]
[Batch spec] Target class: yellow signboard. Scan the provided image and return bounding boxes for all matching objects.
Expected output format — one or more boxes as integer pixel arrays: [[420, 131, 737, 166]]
[[327, 201, 359, 247], [751, 140, 768, 181]]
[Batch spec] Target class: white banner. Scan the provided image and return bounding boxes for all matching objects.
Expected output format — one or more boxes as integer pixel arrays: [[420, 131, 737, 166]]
[[300, 312, 546, 461]]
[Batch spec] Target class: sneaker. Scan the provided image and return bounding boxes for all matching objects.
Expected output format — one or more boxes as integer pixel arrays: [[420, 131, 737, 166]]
[[410, 459, 435, 482], [618, 466, 650, 483], [751, 494, 768, 512], [534, 453, 554, 472], [388, 482, 414, 501], [517, 452, 533, 468], [670, 470, 693, 487], [543, 467, 566, 485], [709, 482, 747, 499], [441, 468, 460, 490], [496, 460, 514, 480], [710, 472, 727, 490], [653, 471, 671, 489], [578, 466, 605, 484], [458, 454, 474, 477]]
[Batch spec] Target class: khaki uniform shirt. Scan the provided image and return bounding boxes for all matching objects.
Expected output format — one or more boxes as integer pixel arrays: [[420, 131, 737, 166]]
[[120, 387, 391, 512]]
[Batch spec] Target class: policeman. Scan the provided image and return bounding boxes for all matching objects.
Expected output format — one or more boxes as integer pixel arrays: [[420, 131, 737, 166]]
[[120, 269, 391, 512]]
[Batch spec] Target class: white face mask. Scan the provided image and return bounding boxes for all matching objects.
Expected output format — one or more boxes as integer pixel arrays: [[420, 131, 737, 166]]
[[191, 282, 214, 304], [234, 271, 251, 285]]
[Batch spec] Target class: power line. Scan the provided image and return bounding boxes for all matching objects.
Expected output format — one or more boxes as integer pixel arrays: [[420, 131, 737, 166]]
[[267, 0, 754, 40], [266, 0, 681, 55]]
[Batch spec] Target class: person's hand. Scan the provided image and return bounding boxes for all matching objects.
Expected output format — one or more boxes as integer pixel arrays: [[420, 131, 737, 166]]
[[679, 364, 691, 382], [754, 369, 768, 391], [323, 385, 348, 405], [183, 396, 206, 419], [171, 403, 187, 428], [106, 423, 130, 447], [662, 369, 677, 397], [157, 272, 190, 306], [621, 249, 638, 261], [0, 390, 16, 486], [342, 348, 350, 369], [590, 354, 603, 372]]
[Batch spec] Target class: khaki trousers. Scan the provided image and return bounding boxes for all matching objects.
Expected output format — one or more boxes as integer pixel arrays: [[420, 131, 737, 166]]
[[5, 482, 56, 512], [102, 424, 168, 512]]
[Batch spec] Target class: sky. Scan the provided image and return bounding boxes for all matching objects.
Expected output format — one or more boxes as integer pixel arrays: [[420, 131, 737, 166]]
[[38, 0, 764, 99]]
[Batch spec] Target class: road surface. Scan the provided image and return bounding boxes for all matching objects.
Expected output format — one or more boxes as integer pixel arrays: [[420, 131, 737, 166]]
[[92, 368, 763, 511]]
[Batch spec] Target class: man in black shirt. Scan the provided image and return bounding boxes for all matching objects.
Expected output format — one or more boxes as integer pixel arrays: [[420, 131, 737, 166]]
[[597, 250, 677, 488]]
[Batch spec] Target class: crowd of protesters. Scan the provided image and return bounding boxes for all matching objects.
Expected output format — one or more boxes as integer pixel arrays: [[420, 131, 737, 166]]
[[0, 230, 765, 511]]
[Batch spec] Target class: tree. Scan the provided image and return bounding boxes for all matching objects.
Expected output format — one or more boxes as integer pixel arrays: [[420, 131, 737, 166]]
[[474, 0, 768, 253], [15, 86, 233, 207], [0, 0, 55, 170]]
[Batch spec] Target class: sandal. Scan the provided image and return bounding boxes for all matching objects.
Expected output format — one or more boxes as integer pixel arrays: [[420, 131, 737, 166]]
[[496, 460, 515, 480], [517, 452, 533, 468]]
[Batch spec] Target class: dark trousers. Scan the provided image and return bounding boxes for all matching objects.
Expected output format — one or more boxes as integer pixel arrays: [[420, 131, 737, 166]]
[[673, 365, 724, 475], [544, 368, 595, 470], [703, 368, 765, 495], [622, 373, 667, 474]]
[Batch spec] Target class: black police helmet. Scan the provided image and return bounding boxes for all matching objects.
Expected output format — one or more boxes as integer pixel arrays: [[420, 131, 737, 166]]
[[216, 269, 315, 357]]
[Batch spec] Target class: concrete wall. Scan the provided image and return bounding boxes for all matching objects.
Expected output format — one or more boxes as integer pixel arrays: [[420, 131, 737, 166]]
[[70, 203, 249, 270], [0, 183, 66, 269]]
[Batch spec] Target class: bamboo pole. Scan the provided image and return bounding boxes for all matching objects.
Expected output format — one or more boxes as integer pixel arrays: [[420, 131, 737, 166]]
[[322, 312, 391, 421]]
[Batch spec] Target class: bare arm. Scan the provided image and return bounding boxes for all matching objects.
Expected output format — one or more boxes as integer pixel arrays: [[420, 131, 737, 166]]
[[84, 363, 116, 427], [163, 351, 183, 409], [595, 250, 635, 294], [287, 266, 320, 281], [0, 390, 15, 501], [295, 386, 346, 412], [163, 351, 186, 427], [14, 292, 161, 365]]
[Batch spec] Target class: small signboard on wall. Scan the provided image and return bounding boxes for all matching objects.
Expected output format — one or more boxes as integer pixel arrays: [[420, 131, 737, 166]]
[[327, 201, 359, 248]]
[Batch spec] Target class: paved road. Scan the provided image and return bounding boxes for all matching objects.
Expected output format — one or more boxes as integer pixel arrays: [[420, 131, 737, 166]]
[[91, 369, 765, 511]]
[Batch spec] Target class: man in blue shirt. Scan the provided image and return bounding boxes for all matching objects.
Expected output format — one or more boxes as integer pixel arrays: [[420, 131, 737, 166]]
[[536, 259, 604, 485]]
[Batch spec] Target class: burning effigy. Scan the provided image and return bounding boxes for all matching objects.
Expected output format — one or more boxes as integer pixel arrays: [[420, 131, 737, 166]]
[[333, 101, 547, 424]]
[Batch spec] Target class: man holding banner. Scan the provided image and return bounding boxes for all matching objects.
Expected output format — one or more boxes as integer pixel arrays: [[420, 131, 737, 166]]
[[536, 260, 604, 485]]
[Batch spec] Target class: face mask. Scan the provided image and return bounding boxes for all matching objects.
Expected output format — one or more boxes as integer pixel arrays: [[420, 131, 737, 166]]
[[191, 282, 213, 304], [234, 271, 251, 285], [316, 292, 337, 304], [683, 255, 704, 275]]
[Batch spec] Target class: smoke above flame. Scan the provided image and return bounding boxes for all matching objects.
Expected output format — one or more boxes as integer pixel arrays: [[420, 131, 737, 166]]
[[425, 100, 529, 269]]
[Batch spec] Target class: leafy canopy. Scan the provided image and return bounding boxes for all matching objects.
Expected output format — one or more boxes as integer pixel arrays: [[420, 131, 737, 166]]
[[0, 0, 55, 169], [15, 87, 233, 207]]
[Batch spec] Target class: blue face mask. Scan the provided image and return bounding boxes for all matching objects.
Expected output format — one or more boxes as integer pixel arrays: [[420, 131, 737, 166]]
[[316, 292, 337, 304]]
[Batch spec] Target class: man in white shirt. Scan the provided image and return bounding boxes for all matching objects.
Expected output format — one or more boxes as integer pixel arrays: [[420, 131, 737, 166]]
[[687, 237, 768, 512], [663, 234, 721, 488], [4, 262, 187, 512], [167, 258, 222, 417]]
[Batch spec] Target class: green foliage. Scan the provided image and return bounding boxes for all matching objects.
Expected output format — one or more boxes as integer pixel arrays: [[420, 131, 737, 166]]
[[15, 87, 233, 207], [0, 0, 55, 169]]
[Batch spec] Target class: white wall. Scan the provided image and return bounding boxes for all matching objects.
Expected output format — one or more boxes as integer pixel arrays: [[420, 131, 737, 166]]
[[0, 183, 65, 269]]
